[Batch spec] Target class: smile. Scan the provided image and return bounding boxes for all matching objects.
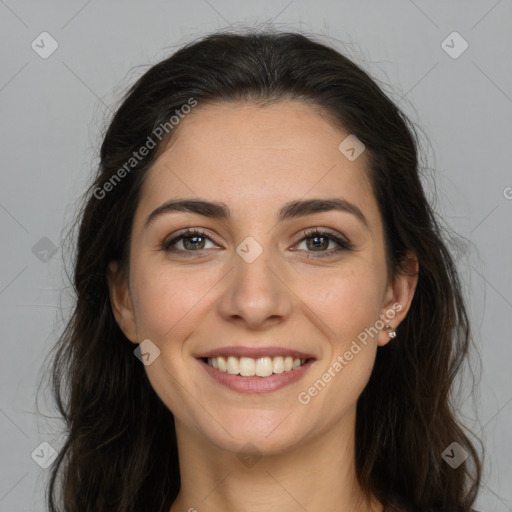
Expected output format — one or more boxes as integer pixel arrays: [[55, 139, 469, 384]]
[[205, 356, 309, 377]]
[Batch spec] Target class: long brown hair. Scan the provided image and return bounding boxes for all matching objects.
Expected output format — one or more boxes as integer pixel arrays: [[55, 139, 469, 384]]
[[39, 28, 482, 511]]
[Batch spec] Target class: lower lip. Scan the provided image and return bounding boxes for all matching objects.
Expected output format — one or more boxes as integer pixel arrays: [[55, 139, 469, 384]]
[[198, 358, 315, 394]]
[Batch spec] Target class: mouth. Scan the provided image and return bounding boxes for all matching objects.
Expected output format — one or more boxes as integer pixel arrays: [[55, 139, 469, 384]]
[[203, 355, 310, 377], [196, 348, 316, 394]]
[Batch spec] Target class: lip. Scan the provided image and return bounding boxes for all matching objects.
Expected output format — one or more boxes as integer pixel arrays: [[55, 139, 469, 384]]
[[197, 353, 316, 394], [196, 346, 316, 360]]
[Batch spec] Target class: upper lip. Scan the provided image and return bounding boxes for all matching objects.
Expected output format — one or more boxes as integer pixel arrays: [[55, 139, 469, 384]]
[[196, 346, 316, 360]]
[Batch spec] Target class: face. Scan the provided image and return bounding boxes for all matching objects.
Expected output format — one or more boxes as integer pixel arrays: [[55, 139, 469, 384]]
[[109, 100, 417, 455]]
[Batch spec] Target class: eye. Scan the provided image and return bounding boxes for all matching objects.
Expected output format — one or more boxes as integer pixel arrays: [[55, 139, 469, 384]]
[[161, 227, 353, 258], [162, 229, 219, 254], [293, 229, 353, 258]]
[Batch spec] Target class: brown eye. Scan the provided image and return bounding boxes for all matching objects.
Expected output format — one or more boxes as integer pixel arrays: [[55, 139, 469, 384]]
[[162, 229, 219, 254], [294, 229, 353, 257]]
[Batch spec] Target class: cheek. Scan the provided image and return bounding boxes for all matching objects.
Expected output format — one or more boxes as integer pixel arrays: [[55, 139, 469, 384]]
[[128, 262, 211, 419], [299, 265, 384, 347], [129, 261, 211, 341], [296, 272, 382, 420]]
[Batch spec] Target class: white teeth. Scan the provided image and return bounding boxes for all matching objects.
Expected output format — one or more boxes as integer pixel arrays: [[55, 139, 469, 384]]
[[226, 356, 239, 375], [217, 356, 227, 372], [239, 357, 255, 376], [206, 355, 308, 377], [272, 356, 284, 374], [255, 357, 273, 377]]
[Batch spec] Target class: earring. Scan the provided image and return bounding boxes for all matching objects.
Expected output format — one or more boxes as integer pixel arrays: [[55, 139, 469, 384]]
[[384, 325, 397, 339]]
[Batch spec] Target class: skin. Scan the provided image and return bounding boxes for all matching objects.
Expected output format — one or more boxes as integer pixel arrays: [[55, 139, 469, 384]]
[[108, 100, 418, 512]]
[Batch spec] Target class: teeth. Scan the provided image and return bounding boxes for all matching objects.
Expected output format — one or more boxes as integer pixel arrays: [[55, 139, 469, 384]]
[[239, 357, 255, 376], [256, 357, 273, 377], [217, 356, 227, 372], [227, 356, 239, 375], [206, 355, 307, 377], [272, 356, 284, 374]]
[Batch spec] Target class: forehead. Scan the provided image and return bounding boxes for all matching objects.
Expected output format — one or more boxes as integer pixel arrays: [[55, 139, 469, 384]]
[[136, 100, 379, 228]]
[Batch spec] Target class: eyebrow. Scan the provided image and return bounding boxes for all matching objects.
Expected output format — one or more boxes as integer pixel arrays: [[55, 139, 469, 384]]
[[144, 197, 369, 229]]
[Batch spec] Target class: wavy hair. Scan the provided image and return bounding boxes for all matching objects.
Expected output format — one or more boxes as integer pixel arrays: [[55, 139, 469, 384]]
[[40, 29, 482, 511]]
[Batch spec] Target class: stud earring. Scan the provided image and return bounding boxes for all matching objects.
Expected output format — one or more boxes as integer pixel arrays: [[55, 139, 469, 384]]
[[384, 325, 397, 339]]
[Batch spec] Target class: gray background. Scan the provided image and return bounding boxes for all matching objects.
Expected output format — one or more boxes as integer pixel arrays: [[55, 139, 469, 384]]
[[1, 1, 511, 510]]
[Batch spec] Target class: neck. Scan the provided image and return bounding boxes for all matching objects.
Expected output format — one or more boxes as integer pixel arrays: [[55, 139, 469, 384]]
[[169, 407, 382, 512]]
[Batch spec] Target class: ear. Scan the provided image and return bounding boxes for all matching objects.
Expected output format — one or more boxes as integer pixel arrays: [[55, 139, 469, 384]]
[[106, 261, 138, 343], [378, 250, 419, 347]]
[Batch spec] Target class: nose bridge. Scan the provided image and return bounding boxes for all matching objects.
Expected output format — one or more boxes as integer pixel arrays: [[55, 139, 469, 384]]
[[218, 233, 292, 327]]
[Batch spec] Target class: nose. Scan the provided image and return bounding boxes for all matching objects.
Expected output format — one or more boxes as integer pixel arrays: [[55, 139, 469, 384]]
[[216, 245, 293, 329]]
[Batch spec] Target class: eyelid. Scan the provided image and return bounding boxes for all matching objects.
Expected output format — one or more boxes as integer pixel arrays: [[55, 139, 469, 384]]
[[296, 227, 348, 243], [162, 228, 220, 250]]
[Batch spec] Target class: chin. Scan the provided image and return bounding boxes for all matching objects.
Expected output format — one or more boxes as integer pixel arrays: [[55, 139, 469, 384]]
[[193, 406, 313, 457]]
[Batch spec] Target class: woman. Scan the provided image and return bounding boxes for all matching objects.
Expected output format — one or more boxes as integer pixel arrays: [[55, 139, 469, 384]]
[[43, 29, 482, 511]]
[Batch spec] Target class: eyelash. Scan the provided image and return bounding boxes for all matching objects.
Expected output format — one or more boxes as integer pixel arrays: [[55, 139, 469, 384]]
[[161, 228, 353, 258]]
